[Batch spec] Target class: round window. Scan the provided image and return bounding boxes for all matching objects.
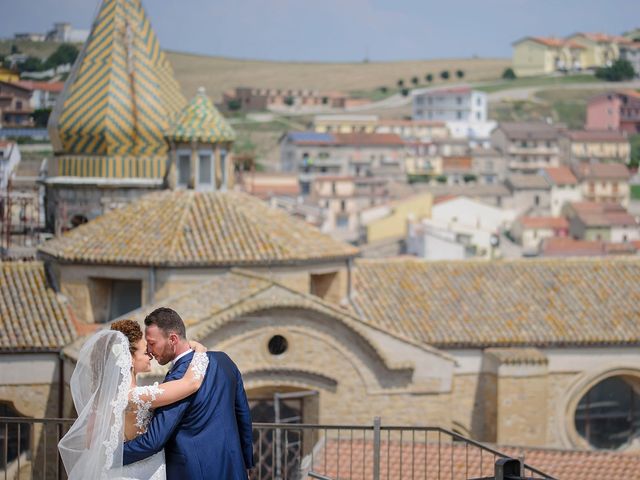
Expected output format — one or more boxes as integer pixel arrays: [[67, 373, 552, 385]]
[[268, 335, 288, 356], [574, 376, 640, 449]]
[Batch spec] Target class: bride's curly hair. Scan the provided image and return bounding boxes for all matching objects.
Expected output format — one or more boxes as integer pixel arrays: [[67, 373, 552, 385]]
[[110, 319, 143, 356]]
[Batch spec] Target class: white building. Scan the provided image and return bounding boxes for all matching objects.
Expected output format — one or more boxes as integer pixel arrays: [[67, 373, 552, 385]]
[[412, 86, 495, 139], [0, 141, 21, 191], [541, 167, 583, 217], [407, 196, 516, 259]]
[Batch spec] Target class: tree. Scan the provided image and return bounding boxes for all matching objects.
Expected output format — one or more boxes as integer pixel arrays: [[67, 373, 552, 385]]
[[227, 99, 242, 111], [502, 67, 517, 80], [401, 88, 410, 97], [629, 133, 640, 169], [10, 44, 19, 54], [456, 70, 465, 79], [463, 174, 477, 183], [31, 108, 52, 127], [283, 96, 295, 106], [397, 79, 404, 88], [45, 43, 79, 69], [595, 59, 636, 81], [425, 73, 433, 83], [379, 86, 388, 93], [18, 56, 45, 73], [411, 76, 419, 86], [436, 175, 447, 184], [440, 70, 450, 80]]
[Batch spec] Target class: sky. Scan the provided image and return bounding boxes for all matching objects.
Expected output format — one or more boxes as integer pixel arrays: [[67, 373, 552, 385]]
[[0, 0, 637, 62]]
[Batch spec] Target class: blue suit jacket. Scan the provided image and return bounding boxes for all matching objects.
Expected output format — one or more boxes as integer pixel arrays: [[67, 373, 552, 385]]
[[123, 351, 254, 480]]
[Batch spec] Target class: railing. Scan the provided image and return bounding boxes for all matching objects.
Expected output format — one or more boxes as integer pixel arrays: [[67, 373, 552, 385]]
[[0, 417, 556, 480]]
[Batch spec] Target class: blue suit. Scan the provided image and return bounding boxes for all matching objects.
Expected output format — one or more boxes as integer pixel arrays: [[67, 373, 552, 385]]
[[123, 351, 254, 479]]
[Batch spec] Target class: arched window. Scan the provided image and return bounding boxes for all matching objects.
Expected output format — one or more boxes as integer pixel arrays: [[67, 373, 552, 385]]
[[574, 376, 640, 449]]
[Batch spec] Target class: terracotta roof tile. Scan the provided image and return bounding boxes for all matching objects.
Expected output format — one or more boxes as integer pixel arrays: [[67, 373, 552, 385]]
[[39, 190, 358, 266], [0, 261, 76, 351], [573, 162, 631, 180], [314, 438, 640, 480], [519, 216, 569, 230], [543, 167, 578, 186], [352, 257, 640, 348], [564, 130, 628, 142]]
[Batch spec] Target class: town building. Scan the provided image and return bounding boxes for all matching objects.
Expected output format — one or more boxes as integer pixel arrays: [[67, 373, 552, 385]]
[[565, 33, 631, 69], [510, 216, 570, 253], [559, 129, 630, 165], [16, 81, 65, 110], [45, 22, 89, 43], [310, 175, 389, 243], [505, 173, 552, 215], [279, 131, 407, 194], [0, 81, 34, 128], [412, 86, 495, 138], [221, 87, 365, 113], [541, 237, 638, 257], [511, 37, 585, 77], [491, 122, 564, 173], [470, 146, 508, 184], [586, 91, 640, 134], [0, 67, 20, 84], [572, 162, 631, 207], [240, 172, 300, 200], [541, 166, 583, 217], [313, 115, 449, 142], [564, 201, 640, 242]]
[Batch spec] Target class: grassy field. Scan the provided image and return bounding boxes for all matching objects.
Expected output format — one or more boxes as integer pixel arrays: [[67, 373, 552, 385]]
[[476, 74, 600, 93], [166, 52, 509, 100]]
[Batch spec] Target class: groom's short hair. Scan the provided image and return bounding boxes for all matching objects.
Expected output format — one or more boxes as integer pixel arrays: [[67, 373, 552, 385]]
[[144, 307, 186, 338]]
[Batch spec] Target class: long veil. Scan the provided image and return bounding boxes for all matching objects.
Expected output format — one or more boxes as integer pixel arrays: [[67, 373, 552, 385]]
[[58, 330, 132, 479]]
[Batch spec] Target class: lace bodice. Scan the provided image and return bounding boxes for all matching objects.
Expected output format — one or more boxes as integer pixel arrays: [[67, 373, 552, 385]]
[[127, 352, 209, 436]]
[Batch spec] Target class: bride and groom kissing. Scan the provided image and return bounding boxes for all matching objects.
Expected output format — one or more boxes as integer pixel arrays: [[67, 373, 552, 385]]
[[59, 307, 254, 479]]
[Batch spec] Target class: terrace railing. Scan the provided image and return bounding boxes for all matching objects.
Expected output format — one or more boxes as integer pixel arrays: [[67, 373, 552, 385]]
[[0, 417, 556, 480]]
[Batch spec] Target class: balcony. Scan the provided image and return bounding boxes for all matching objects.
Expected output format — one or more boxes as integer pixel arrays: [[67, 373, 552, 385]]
[[0, 417, 556, 480]]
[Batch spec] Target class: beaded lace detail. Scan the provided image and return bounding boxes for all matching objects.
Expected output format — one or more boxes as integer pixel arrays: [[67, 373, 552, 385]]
[[102, 338, 132, 478], [190, 352, 209, 380], [131, 383, 165, 434]]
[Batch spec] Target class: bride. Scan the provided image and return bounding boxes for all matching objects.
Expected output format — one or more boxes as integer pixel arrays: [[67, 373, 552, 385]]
[[58, 319, 209, 480]]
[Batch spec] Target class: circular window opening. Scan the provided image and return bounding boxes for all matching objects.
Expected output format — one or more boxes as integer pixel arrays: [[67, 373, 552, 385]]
[[268, 335, 288, 356], [574, 376, 640, 450]]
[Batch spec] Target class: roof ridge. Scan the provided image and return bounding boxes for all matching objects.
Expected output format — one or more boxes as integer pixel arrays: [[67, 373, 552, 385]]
[[168, 191, 196, 262]]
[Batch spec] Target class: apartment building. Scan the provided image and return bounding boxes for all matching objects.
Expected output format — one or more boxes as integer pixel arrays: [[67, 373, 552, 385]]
[[491, 122, 564, 173], [572, 162, 631, 207], [512, 37, 585, 77], [0, 81, 34, 128], [586, 91, 640, 134]]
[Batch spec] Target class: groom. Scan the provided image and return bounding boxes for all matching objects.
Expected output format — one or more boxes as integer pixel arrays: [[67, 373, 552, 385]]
[[123, 307, 254, 479]]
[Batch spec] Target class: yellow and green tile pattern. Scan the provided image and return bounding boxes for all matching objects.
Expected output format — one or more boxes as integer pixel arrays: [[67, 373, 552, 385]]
[[52, 0, 185, 178]]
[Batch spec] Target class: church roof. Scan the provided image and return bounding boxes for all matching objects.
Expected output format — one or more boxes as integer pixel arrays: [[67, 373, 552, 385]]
[[167, 88, 235, 144], [351, 257, 640, 348], [39, 190, 358, 266], [0, 261, 77, 351], [48, 0, 186, 178]]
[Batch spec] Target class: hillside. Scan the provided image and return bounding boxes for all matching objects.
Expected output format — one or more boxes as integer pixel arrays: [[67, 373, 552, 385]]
[[166, 52, 510, 100]]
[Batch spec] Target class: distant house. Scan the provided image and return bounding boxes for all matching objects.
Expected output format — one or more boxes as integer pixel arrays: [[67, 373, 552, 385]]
[[0, 81, 34, 128], [407, 196, 515, 259], [16, 81, 65, 110], [0, 67, 19, 84], [541, 167, 582, 217], [470, 146, 508, 184], [279, 131, 407, 194], [505, 173, 551, 215], [564, 201, 640, 242], [586, 91, 640, 134], [313, 115, 449, 142], [566, 33, 631, 69], [541, 236, 638, 257], [221, 87, 362, 112], [512, 37, 585, 77], [559, 130, 630, 165], [412, 86, 495, 139], [311, 175, 389, 243], [511, 216, 570, 252], [240, 172, 300, 200], [490, 122, 564, 173], [572, 162, 631, 207]]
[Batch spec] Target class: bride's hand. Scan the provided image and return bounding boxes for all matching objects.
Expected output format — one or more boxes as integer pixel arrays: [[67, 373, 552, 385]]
[[189, 340, 207, 353]]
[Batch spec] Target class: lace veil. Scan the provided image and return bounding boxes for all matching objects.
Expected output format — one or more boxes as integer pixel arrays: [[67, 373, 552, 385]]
[[58, 330, 132, 479]]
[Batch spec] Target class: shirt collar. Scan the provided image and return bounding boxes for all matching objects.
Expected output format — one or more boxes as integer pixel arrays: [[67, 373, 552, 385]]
[[172, 348, 193, 368]]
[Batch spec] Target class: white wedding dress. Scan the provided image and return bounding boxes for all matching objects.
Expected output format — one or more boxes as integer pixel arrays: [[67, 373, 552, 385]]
[[58, 330, 208, 480]]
